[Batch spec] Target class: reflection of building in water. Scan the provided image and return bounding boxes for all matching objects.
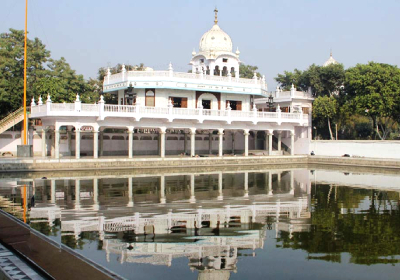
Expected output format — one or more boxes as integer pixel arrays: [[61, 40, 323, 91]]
[[0, 169, 311, 278]]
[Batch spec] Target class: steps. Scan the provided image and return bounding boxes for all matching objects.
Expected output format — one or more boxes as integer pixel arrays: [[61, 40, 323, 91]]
[[272, 135, 291, 155], [0, 107, 25, 134]]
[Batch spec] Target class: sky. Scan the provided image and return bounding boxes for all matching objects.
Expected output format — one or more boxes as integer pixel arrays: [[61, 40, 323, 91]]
[[1, 0, 399, 89]]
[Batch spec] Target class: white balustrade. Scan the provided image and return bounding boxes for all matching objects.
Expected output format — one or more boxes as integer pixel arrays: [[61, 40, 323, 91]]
[[31, 102, 308, 125]]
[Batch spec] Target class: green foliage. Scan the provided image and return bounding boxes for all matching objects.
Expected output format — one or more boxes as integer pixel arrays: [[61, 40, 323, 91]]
[[0, 28, 100, 118], [313, 96, 338, 139], [239, 64, 262, 79], [345, 62, 400, 139], [0, 29, 50, 118]]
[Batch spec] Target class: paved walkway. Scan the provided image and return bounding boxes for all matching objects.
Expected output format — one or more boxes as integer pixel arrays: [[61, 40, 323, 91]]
[[0, 243, 45, 280]]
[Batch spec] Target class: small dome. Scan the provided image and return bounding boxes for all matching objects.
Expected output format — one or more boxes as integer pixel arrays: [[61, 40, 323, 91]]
[[323, 52, 338, 67], [199, 24, 233, 53]]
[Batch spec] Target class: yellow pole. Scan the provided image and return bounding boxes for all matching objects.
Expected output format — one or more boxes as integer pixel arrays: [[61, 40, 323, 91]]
[[23, 185, 27, 223], [23, 0, 28, 145]]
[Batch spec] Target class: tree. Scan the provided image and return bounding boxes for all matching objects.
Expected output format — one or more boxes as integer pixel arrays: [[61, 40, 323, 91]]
[[0, 29, 50, 118], [313, 96, 338, 140], [275, 69, 304, 91], [239, 64, 262, 79], [345, 62, 400, 139]]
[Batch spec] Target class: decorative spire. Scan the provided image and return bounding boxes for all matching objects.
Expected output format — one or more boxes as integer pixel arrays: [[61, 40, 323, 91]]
[[330, 48, 332, 57], [214, 7, 218, 25]]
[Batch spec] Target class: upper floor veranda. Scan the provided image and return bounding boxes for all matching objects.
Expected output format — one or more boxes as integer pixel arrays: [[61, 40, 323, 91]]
[[103, 63, 268, 97]]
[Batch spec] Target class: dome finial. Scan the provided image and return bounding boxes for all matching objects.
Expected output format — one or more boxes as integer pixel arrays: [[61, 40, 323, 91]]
[[214, 7, 218, 25], [330, 48, 332, 57]]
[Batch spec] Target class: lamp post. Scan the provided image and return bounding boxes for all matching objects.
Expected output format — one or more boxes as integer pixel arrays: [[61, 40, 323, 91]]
[[267, 93, 274, 112]]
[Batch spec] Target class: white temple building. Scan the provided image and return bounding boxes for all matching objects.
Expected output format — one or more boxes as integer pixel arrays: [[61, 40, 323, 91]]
[[26, 9, 314, 159]]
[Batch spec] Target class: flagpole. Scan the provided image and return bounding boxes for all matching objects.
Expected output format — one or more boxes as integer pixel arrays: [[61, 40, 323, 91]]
[[23, 0, 28, 145]]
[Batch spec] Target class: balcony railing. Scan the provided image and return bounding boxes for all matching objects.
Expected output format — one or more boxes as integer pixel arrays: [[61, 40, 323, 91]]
[[31, 101, 309, 126]]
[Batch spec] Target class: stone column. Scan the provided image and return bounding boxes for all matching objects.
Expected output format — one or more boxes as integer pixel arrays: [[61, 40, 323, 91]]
[[268, 130, 273, 156], [160, 127, 166, 158], [243, 129, 249, 156], [93, 130, 99, 159], [190, 174, 195, 203], [190, 128, 196, 157], [218, 128, 224, 157], [75, 129, 81, 159], [277, 131, 282, 153], [160, 175, 166, 204], [127, 127, 134, 159], [41, 129, 46, 157], [244, 172, 249, 197], [99, 131, 104, 157], [290, 130, 295, 155], [208, 131, 212, 154], [54, 130, 60, 159]]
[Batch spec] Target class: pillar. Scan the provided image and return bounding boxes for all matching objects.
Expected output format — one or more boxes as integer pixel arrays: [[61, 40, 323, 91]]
[[75, 129, 81, 159], [268, 130, 273, 156], [190, 128, 196, 157], [41, 129, 46, 157], [290, 130, 295, 155], [277, 131, 282, 152], [218, 129, 224, 157], [190, 174, 195, 203], [54, 129, 60, 159], [99, 131, 104, 157], [160, 175, 166, 204], [93, 130, 99, 159], [208, 131, 212, 154], [160, 127, 166, 158], [244, 129, 249, 156], [128, 127, 134, 158]]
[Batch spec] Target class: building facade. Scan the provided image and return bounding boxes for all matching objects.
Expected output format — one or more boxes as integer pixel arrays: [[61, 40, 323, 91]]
[[28, 10, 313, 159]]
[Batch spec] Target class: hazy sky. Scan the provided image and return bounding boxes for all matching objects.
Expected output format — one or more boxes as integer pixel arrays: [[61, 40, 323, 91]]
[[1, 0, 399, 89]]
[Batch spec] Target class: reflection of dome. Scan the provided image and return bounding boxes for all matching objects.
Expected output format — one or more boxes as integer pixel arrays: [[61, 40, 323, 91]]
[[199, 24, 233, 53], [323, 51, 338, 67]]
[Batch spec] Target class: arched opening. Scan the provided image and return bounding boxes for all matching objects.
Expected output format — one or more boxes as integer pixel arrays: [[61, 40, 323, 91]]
[[214, 65, 220, 76], [222, 66, 228, 76], [206, 66, 210, 75], [231, 67, 235, 77]]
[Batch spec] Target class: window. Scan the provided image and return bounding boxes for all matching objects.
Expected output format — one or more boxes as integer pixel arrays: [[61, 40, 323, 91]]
[[170, 97, 188, 108], [202, 99, 211, 109], [223, 58, 228, 63], [145, 89, 155, 107], [226, 100, 242, 111], [200, 59, 204, 63]]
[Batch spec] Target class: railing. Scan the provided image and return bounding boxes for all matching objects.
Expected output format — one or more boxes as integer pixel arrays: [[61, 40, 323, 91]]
[[31, 102, 309, 125], [105, 70, 266, 88], [51, 103, 75, 111]]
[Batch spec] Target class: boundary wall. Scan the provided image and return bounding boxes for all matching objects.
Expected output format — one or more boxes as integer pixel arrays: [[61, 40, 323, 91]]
[[311, 140, 400, 159]]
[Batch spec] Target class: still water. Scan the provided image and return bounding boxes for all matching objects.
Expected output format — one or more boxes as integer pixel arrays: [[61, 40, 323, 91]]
[[0, 168, 399, 280]]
